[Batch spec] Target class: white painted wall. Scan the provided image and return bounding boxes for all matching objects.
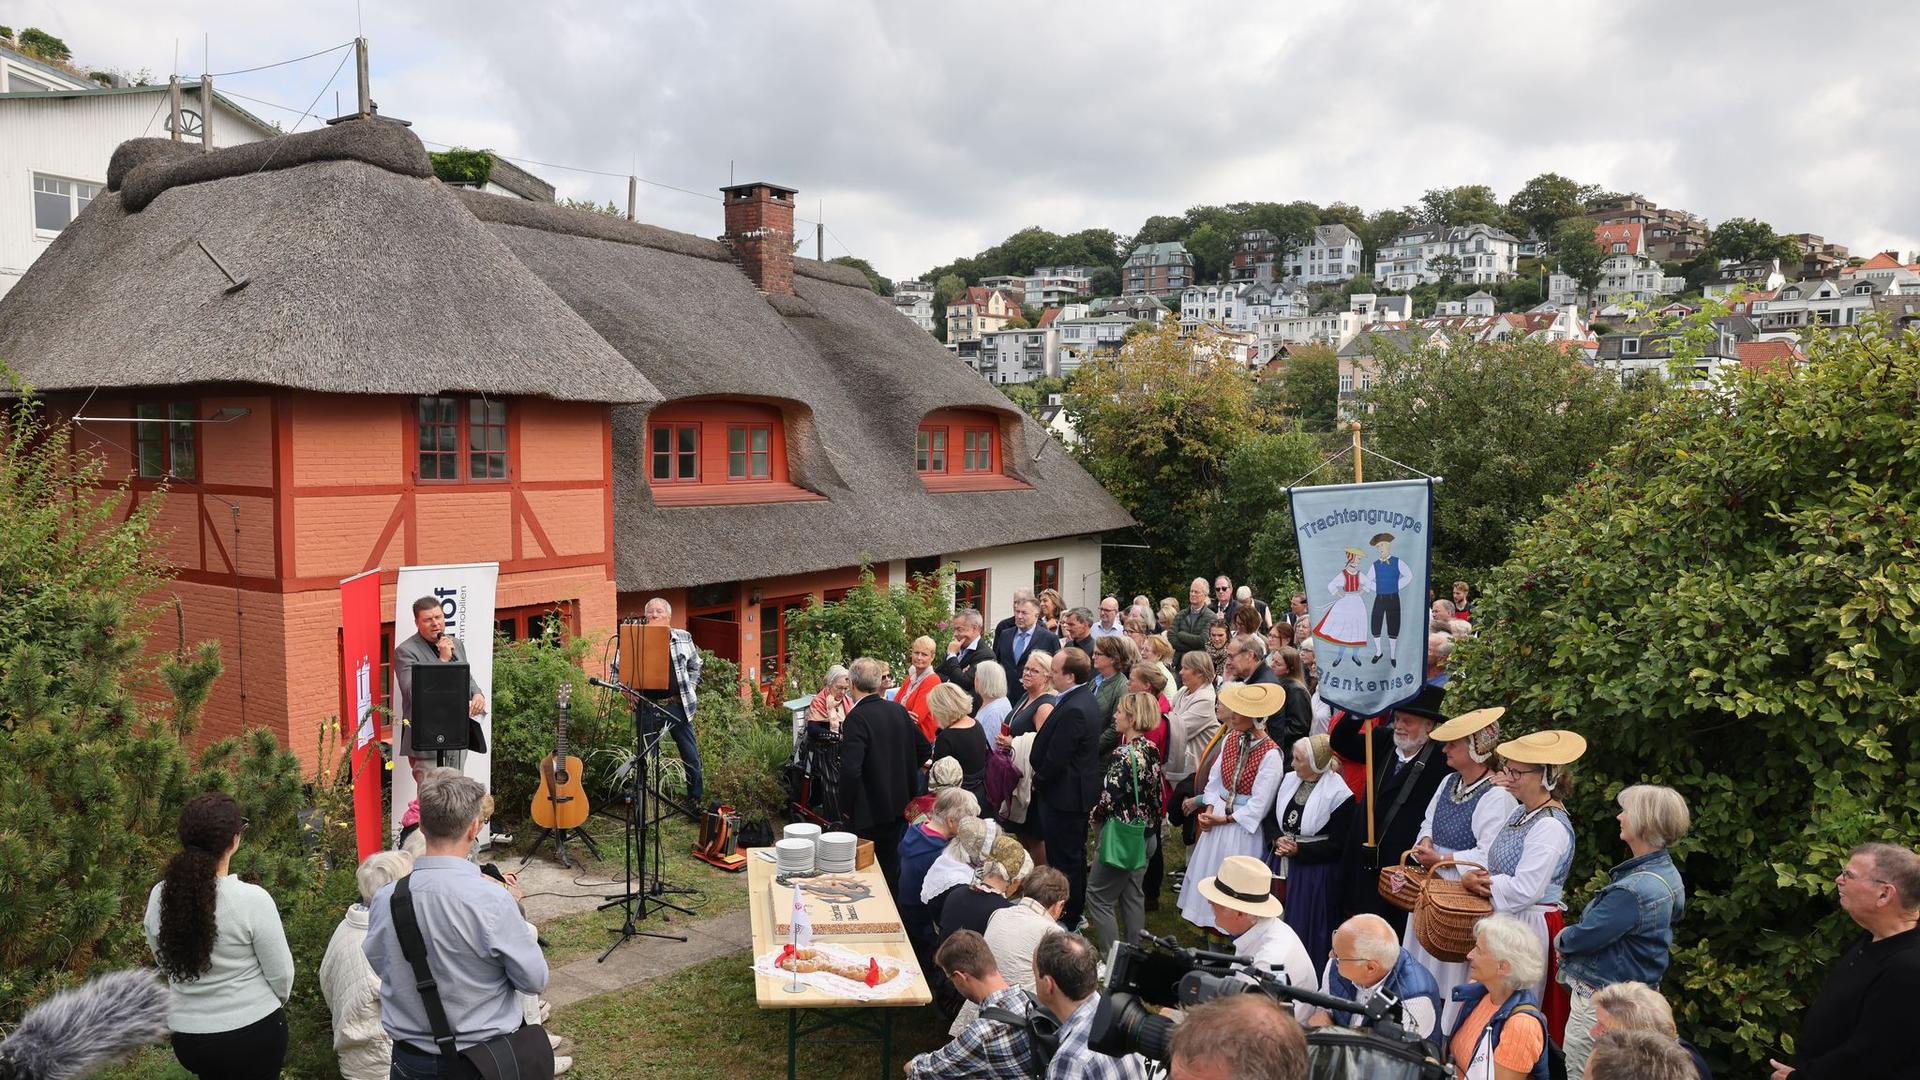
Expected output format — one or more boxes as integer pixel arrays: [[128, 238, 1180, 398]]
[[945, 535, 1103, 629], [1, 90, 272, 295]]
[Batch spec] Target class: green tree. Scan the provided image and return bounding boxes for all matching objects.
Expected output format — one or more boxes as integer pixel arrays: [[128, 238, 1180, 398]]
[[1184, 222, 1231, 283], [1552, 217, 1606, 300], [829, 255, 893, 296], [785, 562, 954, 686], [932, 272, 967, 341], [1357, 335, 1662, 575], [1088, 265, 1121, 297], [1708, 216, 1798, 264], [1448, 325, 1920, 1074], [428, 147, 494, 186], [0, 392, 330, 1057], [1276, 343, 1340, 430], [1429, 253, 1462, 288], [1197, 427, 1327, 598], [1506, 172, 1587, 242], [1130, 215, 1186, 249], [1416, 184, 1507, 228], [1361, 207, 1413, 267], [1064, 321, 1272, 595], [16, 27, 70, 62]]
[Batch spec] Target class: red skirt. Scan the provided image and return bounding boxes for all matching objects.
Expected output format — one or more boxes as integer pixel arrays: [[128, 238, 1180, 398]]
[[1543, 908, 1570, 1044]]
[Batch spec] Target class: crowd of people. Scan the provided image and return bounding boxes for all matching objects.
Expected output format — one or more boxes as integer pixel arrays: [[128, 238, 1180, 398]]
[[797, 578, 1920, 1079], [128, 583, 1920, 1080]]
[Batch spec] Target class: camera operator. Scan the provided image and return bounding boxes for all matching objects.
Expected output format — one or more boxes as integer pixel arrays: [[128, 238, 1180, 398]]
[[1308, 914, 1440, 1041], [1035, 931, 1143, 1080], [1195, 856, 1319, 1021], [1170, 995, 1309, 1080]]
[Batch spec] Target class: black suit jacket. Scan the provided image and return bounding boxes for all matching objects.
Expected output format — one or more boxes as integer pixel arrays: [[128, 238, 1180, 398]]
[[993, 624, 1061, 710], [1329, 711, 1453, 917], [837, 695, 931, 834], [1030, 682, 1102, 815], [935, 640, 992, 711]]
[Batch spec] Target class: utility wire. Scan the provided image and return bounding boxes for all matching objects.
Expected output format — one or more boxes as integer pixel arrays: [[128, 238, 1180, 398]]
[[208, 40, 354, 78]]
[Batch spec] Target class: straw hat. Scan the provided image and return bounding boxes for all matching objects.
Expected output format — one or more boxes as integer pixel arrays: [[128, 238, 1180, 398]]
[[1219, 682, 1288, 719], [1430, 706, 1506, 743], [1197, 855, 1284, 919], [1496, 729, 1587, 765]]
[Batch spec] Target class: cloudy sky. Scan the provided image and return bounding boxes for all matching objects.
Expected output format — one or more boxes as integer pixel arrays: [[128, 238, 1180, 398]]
[[26, 1, 1920, 280]]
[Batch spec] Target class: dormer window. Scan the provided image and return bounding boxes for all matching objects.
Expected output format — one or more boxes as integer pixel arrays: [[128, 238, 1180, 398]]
[[918, 409, 1029, 493], [646, 400, 821, 506]]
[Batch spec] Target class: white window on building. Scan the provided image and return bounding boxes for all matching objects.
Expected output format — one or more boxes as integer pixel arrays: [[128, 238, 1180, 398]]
[[1622, 339, 1640, 356], [33, 174, 102, 237], [1338, 373, 1354, 392]]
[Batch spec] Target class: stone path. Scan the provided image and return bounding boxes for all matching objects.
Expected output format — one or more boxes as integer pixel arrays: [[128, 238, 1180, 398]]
[[540, 907, 751, 1009]]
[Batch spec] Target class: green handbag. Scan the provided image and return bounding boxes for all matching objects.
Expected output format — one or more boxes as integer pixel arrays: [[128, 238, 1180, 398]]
[[1097, 747, 1150, 872]]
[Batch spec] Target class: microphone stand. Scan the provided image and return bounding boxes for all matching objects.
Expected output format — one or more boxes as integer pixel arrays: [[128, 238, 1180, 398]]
[[590, 677, 691, 960]]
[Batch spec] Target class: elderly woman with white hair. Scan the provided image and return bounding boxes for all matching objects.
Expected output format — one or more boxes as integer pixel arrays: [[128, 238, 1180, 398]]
[[1446, 913, 1552, 1080], [898, 786, 981, 960], [320, 851, 415, 1080], [1556, 784, 1692, 1078], [970, 660, 1012, 744]]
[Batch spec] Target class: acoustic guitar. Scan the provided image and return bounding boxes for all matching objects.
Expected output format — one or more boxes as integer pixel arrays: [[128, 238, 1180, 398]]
[[530, 682, 590, 829]]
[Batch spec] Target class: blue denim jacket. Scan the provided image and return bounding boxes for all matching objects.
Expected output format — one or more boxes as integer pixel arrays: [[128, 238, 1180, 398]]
[[1556, 849, 1685, 989]]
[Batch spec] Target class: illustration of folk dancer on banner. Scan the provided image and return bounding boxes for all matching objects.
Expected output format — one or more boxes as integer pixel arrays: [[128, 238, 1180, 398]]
[[1313, 546, 1372, 668], [1366, 532, 1413, 667]]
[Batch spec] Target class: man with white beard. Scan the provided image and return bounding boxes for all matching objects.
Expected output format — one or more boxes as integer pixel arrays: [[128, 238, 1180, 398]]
[[1326, 684, 1453, 935]]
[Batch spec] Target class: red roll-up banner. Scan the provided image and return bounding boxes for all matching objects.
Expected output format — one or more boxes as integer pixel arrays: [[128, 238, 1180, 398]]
[[340, 569, 385, 861]]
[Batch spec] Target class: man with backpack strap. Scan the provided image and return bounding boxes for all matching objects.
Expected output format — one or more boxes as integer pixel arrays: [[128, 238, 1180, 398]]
[[907, 930, 1045, 1079]]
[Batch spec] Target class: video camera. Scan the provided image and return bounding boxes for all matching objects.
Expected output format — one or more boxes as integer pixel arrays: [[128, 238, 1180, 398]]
[[1085, 933, 1448, 1079]]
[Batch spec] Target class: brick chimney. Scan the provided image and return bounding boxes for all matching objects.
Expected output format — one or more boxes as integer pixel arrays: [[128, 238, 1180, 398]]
[[720, 181, 798, 296]]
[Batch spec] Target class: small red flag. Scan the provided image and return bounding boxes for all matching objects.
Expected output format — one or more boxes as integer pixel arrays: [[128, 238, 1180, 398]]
[[865, 957, 880, 987]]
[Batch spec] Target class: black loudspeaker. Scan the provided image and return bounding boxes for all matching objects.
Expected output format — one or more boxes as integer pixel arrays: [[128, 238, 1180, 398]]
[[411, 662, 471, 752]]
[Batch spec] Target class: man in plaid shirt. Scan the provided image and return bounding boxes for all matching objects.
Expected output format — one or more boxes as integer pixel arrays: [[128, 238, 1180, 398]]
[[1037, 932, 1143, 1080], [637, 597, 704, 807], [906, 931, 1043, 1079]]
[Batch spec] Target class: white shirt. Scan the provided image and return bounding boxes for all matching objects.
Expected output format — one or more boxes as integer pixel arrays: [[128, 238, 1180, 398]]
[[1232, 916, 1319, 1021], [1490, 807, 1574, 912], [984, 897, 1057, 994], [1090, 619, 1125, 640]]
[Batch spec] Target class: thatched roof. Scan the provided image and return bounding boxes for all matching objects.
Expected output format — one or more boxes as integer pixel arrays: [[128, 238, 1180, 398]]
[[1, 121, 1129, 589], [0, 121, 657, 404], [458, 192, 1132, 590]]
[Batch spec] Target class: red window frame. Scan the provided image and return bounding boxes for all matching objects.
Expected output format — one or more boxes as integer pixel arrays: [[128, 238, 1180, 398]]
[[415, 395, 511, 484], [758, 594, 811, 688], [916, 427, 949, 473], [961, 427, 996, 472], [727, 423, 772, 481], [134, 400, 198, 481], [650, 421, 702, 483], [955, 569, 988, 614], [1034, 558, 1061, 596], [495, 601, 579, 644]]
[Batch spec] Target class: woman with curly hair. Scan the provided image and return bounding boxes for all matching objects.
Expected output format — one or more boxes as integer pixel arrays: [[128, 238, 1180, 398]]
[[144, 792, 294, 1080]]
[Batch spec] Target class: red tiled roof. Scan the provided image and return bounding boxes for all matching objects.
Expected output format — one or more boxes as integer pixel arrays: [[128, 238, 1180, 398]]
[[1859, 252, 1902, 270], [1037, 307, 1061, 328], [1594, 222, 1643, 253], [1738, 340, 1801, 372]]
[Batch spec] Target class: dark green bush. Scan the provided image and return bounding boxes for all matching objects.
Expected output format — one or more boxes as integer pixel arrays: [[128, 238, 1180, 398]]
[[1449, 323, 1920, 1073]]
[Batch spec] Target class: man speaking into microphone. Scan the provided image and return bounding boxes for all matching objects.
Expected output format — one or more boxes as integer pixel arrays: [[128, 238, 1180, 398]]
[[395, 596, 487, 771]]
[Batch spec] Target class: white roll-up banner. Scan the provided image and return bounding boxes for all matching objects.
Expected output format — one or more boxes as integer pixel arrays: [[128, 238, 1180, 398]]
[[391, 562, 499, 838]]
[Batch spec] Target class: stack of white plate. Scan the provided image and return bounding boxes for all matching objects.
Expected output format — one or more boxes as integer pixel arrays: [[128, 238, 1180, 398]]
[[783, 822, 822, 845], [775, 837, 815, 875], [817, 831, 857, 875]]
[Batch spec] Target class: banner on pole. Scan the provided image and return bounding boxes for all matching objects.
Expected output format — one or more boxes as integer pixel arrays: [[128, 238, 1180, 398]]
[[339, 569, 384, 861], [390, 563, 499, 837], [1289, 479, 1435, 719]]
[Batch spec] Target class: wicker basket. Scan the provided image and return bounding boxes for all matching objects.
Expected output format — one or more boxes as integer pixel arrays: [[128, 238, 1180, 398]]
[[1413, 859, 1492, 962], [1376, 851, 1430, 913]]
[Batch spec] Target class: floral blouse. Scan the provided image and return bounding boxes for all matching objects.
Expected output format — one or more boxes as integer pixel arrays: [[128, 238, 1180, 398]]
[[1090, 738, 1165, 829]]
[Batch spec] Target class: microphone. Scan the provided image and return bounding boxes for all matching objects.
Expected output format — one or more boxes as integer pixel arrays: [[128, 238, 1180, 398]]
[[589, 676, 622, 691]]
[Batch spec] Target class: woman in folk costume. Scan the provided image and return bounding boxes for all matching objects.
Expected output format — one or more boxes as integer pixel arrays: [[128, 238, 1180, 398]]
[[1177, 683, 1289, 933], [1312, 547, 1373, 668], [1461, 728, 1585, 1044], [893, 635, 945, 743], [1267, 733, 1353, 972], [1403, 707, 1521, 1030]]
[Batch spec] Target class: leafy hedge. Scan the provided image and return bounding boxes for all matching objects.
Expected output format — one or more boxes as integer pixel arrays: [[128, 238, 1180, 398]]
[[1449, 324, 1920, 1072]]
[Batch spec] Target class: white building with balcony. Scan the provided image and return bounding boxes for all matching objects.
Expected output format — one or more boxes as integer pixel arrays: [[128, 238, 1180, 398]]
[[1055, 314, 1132, 374], [980, 326, 1058, 384], [891, 291, 935, 333], [1375, 222, 1521, 291], [1023, 265, 1095, 308], [1284, 224, 1363, 283]]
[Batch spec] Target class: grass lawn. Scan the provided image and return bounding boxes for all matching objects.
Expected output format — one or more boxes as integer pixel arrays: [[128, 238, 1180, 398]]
[[548, 950, 951, 1080], [528, 813, 752, 965]]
